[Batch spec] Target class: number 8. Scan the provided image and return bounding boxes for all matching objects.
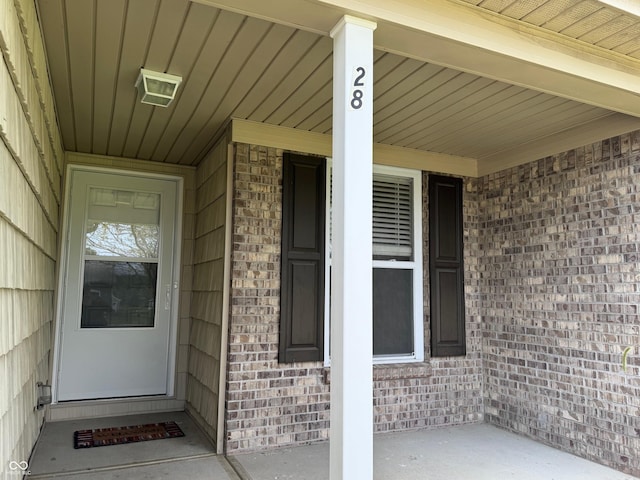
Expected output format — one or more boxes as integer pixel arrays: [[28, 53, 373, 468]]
[[351, 90, 363, 109]]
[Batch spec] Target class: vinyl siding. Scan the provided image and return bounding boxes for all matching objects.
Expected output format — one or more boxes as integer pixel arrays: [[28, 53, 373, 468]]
[[0, 0, 64, 468], [187, 138, 228, 444]]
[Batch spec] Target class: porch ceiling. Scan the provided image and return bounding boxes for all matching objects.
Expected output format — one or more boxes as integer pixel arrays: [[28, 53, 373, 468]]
[[36, 0, 640, 170], [460, 0, 640, 59]]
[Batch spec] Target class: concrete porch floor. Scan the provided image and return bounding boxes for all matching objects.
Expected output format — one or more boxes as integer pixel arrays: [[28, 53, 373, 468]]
[[28, 416, 637, 480], [27, 411, 239, 479], [229, 424, 636, 480], [229, 424, 638, 480]]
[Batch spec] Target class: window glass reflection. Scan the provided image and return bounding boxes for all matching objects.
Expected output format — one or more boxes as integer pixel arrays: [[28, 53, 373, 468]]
[[85, 223, 159, 258], [81, 261, 157, 328], [85, 188, 160, 258]]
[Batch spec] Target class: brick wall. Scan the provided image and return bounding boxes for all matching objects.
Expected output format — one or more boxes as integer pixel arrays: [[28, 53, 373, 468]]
[[479, 131, 640, 476], [226, 144, 330, 451], [0, 0, 64, 470], [225, 143, 483, 452], [188, 139, 228, 444]]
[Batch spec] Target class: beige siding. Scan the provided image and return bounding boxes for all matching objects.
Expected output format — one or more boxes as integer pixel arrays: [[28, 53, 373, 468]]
[[0, 0, 64, 469], [187, 138, 228, 443]]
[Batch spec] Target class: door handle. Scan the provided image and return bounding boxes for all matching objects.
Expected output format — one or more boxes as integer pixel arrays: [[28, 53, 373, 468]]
[[164, 284, 171, 310]]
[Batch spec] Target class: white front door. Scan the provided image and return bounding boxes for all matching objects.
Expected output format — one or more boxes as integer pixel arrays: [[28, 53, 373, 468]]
[[56, 168, 180, 401]]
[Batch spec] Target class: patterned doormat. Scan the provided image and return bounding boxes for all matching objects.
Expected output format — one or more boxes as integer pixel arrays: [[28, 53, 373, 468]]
[[73, 421, 185, 449]]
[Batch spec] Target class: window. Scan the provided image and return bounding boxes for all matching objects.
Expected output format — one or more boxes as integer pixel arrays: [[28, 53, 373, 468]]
[[279, 156, 465, 365], [324, 164, 424, 364]]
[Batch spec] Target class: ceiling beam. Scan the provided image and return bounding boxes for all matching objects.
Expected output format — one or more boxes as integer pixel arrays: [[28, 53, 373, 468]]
[[194, 0, 640, 117], [230, 119, 478, 177]]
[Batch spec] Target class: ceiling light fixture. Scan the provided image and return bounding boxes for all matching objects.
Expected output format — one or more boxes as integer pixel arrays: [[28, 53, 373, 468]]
[[135, 68, 182, 107]]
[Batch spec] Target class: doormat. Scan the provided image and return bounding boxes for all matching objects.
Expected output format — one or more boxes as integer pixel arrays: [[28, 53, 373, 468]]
[[73, 421, 185, 449]]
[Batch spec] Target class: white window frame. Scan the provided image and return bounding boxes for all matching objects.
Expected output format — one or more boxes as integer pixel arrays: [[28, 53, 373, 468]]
[[323, 162, 424, 365]]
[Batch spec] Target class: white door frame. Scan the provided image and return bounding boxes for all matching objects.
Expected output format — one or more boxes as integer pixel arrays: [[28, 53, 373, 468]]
[[51, 164, 183, 404]]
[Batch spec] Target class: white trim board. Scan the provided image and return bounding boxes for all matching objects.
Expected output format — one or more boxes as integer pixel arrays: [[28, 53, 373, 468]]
[[231, 118, 640, 178], [231, 119, 477, 177]]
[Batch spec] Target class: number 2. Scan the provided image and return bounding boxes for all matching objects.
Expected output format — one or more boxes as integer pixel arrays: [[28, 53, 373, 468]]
[[354, 67, 365, 87]]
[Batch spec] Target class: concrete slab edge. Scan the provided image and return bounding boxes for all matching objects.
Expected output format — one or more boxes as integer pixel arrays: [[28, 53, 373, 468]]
[[225, 455, 253, 480], [27, 453, 219, 479]]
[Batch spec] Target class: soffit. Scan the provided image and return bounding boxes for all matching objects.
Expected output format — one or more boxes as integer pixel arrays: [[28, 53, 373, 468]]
[[36, 0, 640, 169], [459, 0, 640, 59]]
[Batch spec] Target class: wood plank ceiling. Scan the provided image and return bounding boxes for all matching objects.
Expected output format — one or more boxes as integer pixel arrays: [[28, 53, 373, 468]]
[[36, 0, 636, 166], [460, 0, 640, 59]]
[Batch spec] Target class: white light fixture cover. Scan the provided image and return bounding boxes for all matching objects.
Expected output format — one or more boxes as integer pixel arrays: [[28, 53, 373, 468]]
[[135, 68, 182, 107]]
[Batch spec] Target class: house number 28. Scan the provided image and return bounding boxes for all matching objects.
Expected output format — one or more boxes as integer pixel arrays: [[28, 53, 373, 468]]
[[350, 67, 366, 110]]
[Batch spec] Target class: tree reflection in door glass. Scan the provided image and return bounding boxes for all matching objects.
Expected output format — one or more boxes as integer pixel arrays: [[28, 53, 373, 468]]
[[85, 188, 161, 259], [85, 222, 159, 258]]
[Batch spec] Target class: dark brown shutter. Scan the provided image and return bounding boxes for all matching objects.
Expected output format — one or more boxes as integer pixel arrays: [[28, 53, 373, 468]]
[[279, 153, 326, 363], [429, 174, 466, 357]]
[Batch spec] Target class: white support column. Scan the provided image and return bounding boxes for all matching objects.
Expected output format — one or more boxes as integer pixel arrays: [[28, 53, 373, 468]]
[[329, 15, 376, 480]]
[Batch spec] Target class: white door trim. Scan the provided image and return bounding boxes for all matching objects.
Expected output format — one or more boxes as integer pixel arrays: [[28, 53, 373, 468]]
[[51, 164, 183, 404]]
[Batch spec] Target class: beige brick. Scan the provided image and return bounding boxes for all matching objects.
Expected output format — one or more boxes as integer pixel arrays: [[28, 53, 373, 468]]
[[224, 144, 484, 454], [480, 134, 640, 476]]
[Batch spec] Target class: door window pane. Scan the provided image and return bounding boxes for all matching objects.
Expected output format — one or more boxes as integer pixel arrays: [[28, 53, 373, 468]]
[[85, 188, 160, 258], [81, 186, 160, 328], [86, 222, 159, 258], [81, 260, 157, 328]]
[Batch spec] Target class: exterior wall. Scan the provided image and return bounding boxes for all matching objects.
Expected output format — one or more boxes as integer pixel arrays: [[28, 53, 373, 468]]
[[226, 144, 329, 452], [479, 131, 640, 476], [187, 139, 228, 444], [225, 143, 483, 453], [0, 0, 64, 472]]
